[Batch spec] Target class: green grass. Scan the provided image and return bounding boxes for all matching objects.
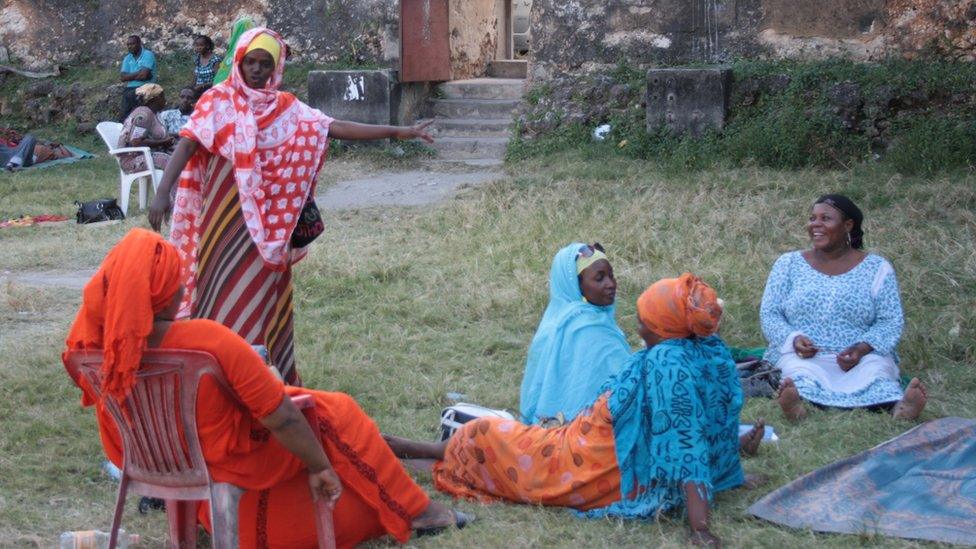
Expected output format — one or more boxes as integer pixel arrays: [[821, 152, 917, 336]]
[[1, 152, 974, 547]]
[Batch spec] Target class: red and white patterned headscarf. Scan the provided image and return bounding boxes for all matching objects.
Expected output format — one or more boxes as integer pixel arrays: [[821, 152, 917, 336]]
[[170, 28, 333, 315]]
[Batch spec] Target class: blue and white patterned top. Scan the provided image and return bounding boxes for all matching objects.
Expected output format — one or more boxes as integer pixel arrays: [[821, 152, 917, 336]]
[[760, 251, 903, 364]]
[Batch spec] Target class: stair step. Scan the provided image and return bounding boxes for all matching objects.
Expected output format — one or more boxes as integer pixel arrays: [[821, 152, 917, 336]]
[[438, 78, 526, 100], [428, 118, 512, 137], [430, 98, 521, 119], [432, 136, 509, 159], [488, 60, 528, 79]]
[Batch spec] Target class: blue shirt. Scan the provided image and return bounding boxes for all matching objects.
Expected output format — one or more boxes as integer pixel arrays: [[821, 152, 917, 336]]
[[759, 251, 903, 364], [121, 48, 157, 88]]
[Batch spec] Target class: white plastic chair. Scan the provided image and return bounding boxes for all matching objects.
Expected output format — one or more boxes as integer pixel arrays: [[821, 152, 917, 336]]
[[96, 121, 163, 217]]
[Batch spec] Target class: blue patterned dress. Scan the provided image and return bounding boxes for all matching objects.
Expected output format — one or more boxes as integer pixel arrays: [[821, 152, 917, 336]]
[[581, 336, 745, 519], [760, 251, 904, 407]]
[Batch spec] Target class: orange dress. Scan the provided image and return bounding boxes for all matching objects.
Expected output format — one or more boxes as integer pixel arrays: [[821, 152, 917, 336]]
[[80, 319, 428, 548], [432, 394, 622, 511]]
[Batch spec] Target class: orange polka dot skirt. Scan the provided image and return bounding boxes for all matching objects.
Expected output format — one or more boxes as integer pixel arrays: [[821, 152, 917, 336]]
[[432, 394, 622, 511]]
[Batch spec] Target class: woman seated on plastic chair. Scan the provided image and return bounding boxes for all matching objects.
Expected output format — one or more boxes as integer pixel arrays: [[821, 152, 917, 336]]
[[63, 229, 470, 548], [117, 83, 174, 174]]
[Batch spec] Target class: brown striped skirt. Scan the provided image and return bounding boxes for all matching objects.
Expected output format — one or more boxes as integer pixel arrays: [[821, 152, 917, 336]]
[[189, 155, 301, 385]]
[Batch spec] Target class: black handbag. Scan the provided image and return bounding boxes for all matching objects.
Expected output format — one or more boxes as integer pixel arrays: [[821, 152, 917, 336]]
[[290, 199, 324, 248], [75, 198, 125, 224]]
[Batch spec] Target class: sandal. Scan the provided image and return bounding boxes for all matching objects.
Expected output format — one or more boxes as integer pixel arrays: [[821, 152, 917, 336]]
[[415, 509, 474, 537]]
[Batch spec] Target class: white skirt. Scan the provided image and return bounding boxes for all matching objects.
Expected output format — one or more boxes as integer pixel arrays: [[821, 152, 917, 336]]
[[775, 352, 903, 408]]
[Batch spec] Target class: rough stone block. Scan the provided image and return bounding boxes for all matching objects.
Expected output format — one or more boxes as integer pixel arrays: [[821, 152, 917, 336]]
[[307, 70, 400, 125], [646, 68, 732, 137]]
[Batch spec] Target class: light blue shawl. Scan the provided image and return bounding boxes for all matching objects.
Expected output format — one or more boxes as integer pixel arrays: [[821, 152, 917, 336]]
[[518, 242, 631, 424]]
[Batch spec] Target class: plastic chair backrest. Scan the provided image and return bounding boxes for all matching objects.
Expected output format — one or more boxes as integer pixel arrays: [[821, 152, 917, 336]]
[[95, 121, 123, 153], [64, 349, 239, 494]]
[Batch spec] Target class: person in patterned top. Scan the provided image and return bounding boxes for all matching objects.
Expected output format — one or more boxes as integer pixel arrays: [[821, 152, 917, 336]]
[[148, 28, 432, 385], [761, 194, 928, 421]]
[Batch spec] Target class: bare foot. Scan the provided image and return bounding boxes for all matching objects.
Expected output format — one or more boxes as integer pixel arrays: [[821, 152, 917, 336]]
[[411, 500, 455, 530], [690, 528, 722, 547], [778, 378, 807, 422], [739, 418, 765, 457], [382, 434, 446, 460], [892, 378, 928, 420], [742, 473, 768, 490]]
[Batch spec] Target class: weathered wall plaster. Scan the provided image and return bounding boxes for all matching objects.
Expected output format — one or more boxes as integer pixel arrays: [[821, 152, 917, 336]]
[[528, 0, 975, 81], [449, 0, 498, 79], [0, 0, 398, 68]]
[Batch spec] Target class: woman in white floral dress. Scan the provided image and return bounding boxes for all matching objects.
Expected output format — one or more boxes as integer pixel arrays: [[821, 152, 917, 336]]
[[760, 194, 928, 421]]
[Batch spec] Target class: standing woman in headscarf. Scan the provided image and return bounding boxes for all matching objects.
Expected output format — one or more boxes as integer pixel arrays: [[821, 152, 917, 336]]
[[760, 194, 928, 421], [64, 229, 469, 547], [519, 242, 631, 425], [385, 274, 766, 547], [148, 28, 433, 384]]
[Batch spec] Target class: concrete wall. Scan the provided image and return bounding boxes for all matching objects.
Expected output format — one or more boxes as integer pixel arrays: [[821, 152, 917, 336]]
[[528, 0, 976, 81], [0, 0, 400, 68]]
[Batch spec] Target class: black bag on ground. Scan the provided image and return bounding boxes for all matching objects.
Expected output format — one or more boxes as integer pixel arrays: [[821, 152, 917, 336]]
[[75, 198, 124, 224]]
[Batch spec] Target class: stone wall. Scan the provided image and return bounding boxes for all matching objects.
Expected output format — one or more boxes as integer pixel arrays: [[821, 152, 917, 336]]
[[528, 0, 976, 81], [0, 0, 399, 69]]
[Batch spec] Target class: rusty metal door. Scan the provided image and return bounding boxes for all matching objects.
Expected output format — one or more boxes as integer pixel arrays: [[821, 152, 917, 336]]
[[400, 0, 451, 82]]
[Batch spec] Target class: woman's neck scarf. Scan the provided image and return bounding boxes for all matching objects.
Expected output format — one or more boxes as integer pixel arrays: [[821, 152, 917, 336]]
[[636, 273, 723, 340], [170, 27, 334, 317], [64, 229, 183, 400], [519, 242, 631, 424]]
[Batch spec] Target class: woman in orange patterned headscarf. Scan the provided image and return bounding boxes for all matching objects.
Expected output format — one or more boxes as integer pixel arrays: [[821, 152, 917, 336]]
[[385, 273, 764, 547], [64, 229, 468, 548]]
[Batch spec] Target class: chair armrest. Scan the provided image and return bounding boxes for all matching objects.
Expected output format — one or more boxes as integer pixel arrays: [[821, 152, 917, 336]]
[[109, 146, 155, 172], [110, 146, 152, 155]]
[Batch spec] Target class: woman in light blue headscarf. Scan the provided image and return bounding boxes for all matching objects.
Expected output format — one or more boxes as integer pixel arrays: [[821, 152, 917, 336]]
[[519, 242, 631, 425]]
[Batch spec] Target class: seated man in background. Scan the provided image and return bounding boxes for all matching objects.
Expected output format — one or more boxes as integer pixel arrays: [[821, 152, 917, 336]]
[[158, 86, 198, 137], [119, 35, 157, 120]]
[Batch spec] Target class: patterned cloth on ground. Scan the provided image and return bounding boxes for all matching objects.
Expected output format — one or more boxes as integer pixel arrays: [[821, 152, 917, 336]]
[[749, 417, 976, 545]]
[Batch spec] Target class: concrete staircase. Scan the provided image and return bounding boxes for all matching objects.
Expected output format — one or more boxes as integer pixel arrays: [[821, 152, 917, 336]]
[[426, 63, 527, 166]]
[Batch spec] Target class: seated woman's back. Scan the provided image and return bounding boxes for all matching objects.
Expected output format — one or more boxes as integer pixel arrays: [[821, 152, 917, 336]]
[[519, 242, 631, 424]]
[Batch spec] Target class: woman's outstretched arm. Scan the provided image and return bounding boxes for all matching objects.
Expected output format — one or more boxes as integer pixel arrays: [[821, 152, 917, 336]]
[[329, 119, 434, 143]]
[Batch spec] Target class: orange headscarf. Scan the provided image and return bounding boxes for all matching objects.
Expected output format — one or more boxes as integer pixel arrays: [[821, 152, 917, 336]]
[[64, 228, 183, 400], [636, 273, 723, 339]]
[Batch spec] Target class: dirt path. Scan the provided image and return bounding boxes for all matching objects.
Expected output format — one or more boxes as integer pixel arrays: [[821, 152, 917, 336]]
[[317, 169, 501, 209], [4, 167, 502, 289]]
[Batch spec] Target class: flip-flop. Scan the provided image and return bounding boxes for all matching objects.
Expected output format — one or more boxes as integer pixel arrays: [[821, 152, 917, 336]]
[[415, 509, 474, 537]]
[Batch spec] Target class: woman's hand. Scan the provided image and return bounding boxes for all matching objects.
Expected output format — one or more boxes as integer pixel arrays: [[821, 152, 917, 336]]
[[837, 342, 872, 371], [308, 467, 342, 508], [148, 191, 171, 232], [394, 120, 434, 143], [792, 335, 818, 359]]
